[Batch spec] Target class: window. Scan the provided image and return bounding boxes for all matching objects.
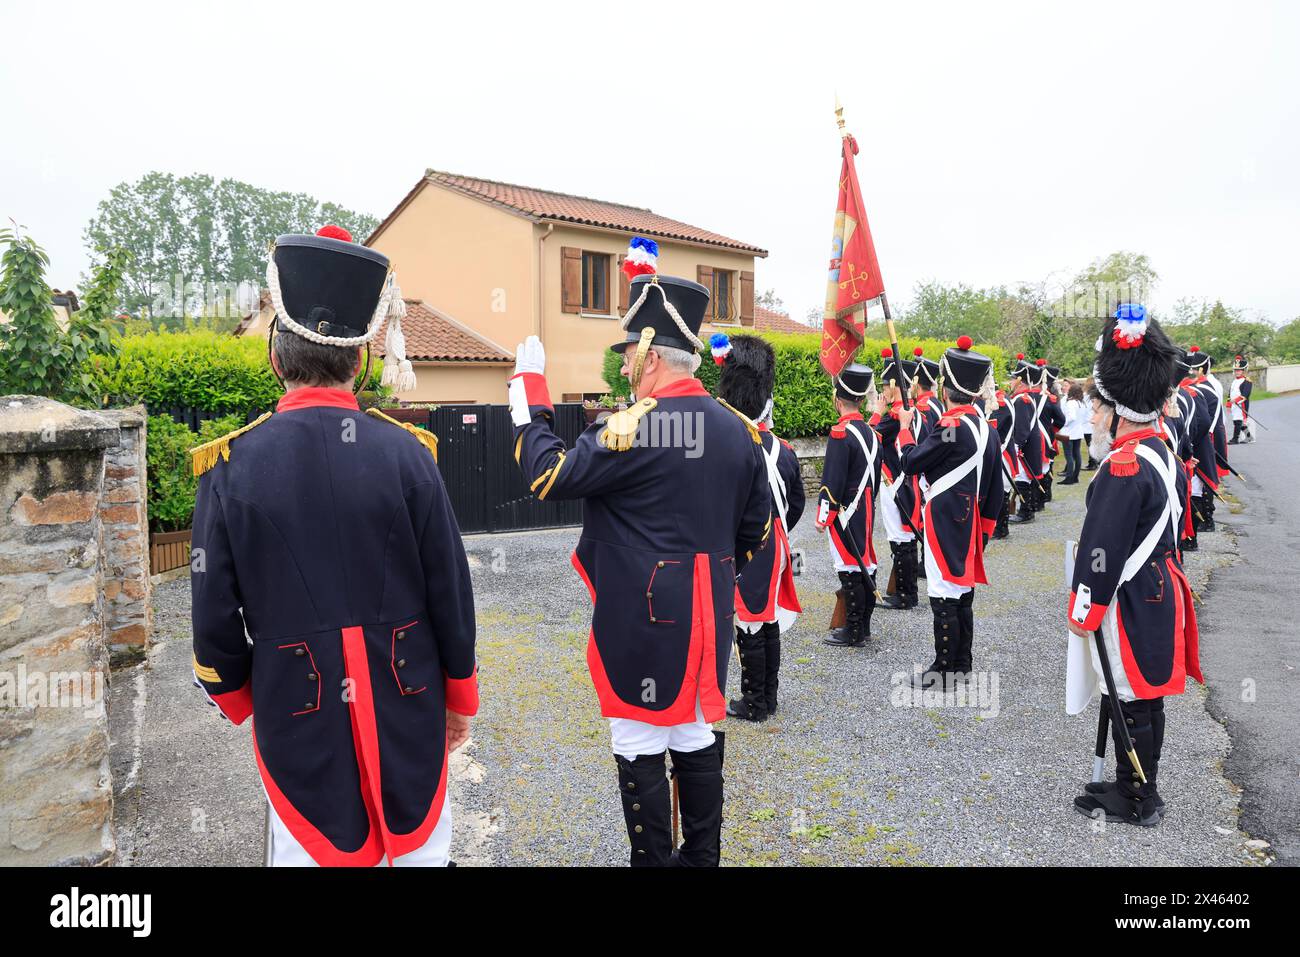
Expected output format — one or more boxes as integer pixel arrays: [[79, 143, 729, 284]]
[[582, 251, 610, 313], [713, 269, 734, 322]]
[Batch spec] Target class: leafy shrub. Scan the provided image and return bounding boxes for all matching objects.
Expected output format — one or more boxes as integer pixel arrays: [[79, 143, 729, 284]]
[[146, 413, 243, 532], [602, 329, 1006, 438]]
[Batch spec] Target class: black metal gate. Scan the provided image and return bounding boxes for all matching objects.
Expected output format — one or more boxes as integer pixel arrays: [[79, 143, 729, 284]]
[[427, 404, 586, 534]]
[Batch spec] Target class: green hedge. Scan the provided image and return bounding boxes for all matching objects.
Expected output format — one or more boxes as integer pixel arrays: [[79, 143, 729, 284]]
[[601, 330, 1007, 438], [146, 413, 243, 532], [87, 330, 387, 414]]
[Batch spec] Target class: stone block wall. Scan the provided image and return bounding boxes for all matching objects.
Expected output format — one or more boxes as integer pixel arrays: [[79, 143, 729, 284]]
[[0, 396, 152, 865]]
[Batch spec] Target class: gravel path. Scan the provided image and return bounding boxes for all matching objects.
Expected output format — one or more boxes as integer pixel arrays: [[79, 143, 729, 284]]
[[114, 461, 1270, 866]]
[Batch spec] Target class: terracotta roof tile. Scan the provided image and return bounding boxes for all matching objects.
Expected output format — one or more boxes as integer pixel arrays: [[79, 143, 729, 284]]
[[375, 300, 514, 363], [370, 171, 767, 256], [754, 305, 814, 335]]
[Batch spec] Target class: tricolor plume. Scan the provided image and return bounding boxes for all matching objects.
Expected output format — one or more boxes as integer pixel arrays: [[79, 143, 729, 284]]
[[621, 236, 659, 279], [710, 332, 732, 365], [1111, 302, 1149, 350]]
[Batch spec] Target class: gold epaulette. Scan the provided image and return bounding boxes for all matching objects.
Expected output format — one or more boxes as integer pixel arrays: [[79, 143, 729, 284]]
[[599, 397, 657, 452], [716, 397, 762, 445], [366, 408, 439, 463], [189, 412, 273, 476]]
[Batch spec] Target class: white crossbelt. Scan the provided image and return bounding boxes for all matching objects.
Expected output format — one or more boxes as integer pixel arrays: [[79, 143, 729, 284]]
[[925, 415, 989, 501], [1104, 440, 1180, 586], [838, 421, 877, 526], [763, 435, 789, 529]]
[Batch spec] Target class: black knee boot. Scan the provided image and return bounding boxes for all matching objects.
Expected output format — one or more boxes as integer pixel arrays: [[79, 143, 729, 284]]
[[617, 752, 672, 866], [1008, 482, 1035, 523], [1073, 699, 1160, 826], [1085, 698, 1167, 817], [668, 739, 724, 867], [826, 571, 868, 646], [1042, 471, 1054, 503], [1031, 478, 1045, 511], [992, 499, 1010, 539], [882, 542, 917, 610], [762, 621, 781, 717], [726, 626, 768, 721], [911, 597, 960, 688], [1230, 422, 1242, 444], [1201, 493, 1216, 532], [954, 590, 975, 676]]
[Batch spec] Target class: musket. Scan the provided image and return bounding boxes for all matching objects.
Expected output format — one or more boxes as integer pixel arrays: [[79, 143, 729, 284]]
[[1092, 628, 1147, 784], [1214, 452, 1248, 484], [1092, 696, 1110, 784], [1193, 466, 1230, 501]]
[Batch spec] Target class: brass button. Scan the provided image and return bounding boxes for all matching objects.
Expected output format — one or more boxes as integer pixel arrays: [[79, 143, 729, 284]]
[[634, 825, 643, 833], [637, 849, 646, 855], [294, 648, 305, 657], [646, 591, 653, 598], [396, 631, 406, 641], [305, 702, 314, 709], [632, 803, 641, 811], [404, 686, 414, 694], [397, 659, 407, 668], [627, 782, 636, 790], [650, 616, 657, 623], [308, 673, 318, 681], [657, 561, 665, 568]]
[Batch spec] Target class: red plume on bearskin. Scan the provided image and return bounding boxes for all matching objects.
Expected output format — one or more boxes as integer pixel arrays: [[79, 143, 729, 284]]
[[717, 334, 776, 421]]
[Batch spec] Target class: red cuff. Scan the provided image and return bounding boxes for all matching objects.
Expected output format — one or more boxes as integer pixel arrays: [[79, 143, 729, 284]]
[[445, 666, 479, 716], [981, 516, 997, 536], [510, 372, 553, 412], [867, 412, 882, 426], [898, 429, 916, 447], [213, 681, 253, 725], [1067, 592, 1108, 632]]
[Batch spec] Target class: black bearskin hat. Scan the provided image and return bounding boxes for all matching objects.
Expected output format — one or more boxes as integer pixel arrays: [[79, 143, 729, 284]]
[[716, 333, 775, 420], [1093, 306, 1180, 420]]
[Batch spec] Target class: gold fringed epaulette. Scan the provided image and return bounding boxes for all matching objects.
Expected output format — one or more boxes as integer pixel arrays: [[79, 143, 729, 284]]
[[716, 397, 762, 445], [598, 397, 657, 452], [189, 412, 272, 476], [366, 408, 439, 463]]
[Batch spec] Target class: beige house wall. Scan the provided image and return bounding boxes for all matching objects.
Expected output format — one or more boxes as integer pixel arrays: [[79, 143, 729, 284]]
[[400, 362, 513, 405], [368, 185, 537, 354]]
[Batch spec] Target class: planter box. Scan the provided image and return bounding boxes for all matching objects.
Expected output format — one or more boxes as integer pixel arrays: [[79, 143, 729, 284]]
[[150, 529, 192, 576]]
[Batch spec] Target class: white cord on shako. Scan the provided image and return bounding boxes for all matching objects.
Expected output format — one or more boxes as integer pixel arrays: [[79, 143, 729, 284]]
[[939, 353, 998, 408], [621, 278, 706, 373], [266, 250, 418, 393]]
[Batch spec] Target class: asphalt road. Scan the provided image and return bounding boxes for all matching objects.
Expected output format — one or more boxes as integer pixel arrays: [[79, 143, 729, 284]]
[[1197, 394, 1300, 865]]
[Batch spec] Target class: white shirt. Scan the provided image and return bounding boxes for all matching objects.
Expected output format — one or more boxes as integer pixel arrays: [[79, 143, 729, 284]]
[[1062, 398, 1087, 440]]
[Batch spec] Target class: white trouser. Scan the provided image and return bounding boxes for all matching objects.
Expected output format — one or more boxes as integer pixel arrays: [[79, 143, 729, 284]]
[[609, 695, 715, 759], [879, 478, 914, 543], [267, 797, 453, 867], [1089, 606, 1137, 703], [923, 532, 971, 599], [1191, 472, 1204, 495], [827, 521, 877, 574]]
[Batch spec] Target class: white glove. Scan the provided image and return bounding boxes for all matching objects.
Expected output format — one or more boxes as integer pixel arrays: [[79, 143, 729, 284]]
[[514, 336, 546, 377]]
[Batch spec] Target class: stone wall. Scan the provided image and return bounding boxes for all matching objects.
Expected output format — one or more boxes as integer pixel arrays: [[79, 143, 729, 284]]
[[0, 396, 151, 865]]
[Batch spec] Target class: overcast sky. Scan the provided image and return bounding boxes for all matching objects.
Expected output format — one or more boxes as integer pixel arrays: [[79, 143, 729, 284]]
[[3, 1, 1297, 328]]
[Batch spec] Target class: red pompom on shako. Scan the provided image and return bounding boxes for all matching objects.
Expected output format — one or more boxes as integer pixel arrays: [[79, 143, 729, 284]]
[[956, 335, 973, 350], [1190, 345, 1200, 353], [881, 348, 892, 358], [1036, 358, 1047, 366], [1016, 353, 1025, 360], [913, 346, 924, 357], [316, 224, 353, 243]]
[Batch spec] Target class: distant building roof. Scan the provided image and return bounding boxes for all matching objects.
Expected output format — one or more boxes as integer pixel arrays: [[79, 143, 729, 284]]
[[376, 300, 514, 363], [369, 170, 767, 256], [753, 305, 813, 335]]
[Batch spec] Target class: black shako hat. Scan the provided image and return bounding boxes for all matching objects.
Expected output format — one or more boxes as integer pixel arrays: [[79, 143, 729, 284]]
[[610, 274, 709, 354], [1178, 344, 1212, 372], [912, 347, 941, 389], [939, 335, 993, 398], [1093, 306, 1179, 420], [717, 334, 775, 421], [1233, 354, 1248, 372], [879, 348, 917, 387], [1010, 352, 1037, 382], [835, 363, 875, 402], [272, 232, 390, 340]]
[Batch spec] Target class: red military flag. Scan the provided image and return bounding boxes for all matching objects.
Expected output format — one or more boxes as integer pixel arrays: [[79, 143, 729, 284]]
[[820, 131, 886, 378]]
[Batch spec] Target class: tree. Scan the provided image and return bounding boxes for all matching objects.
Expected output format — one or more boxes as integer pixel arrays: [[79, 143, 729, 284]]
[[898, 280, 1040, 364], [1271, 317, 1300, 362], [83, 172, 379, 320], [1162, 299, 1274, 364], [0, 228, 125, 405], [755, 288, 785, 312]]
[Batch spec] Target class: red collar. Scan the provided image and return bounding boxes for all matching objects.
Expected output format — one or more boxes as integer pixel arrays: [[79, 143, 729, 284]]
[[757, 422, 771, 433], [1028, 387, 1042, 394], [837, 411, 865, 424], [1115, 426, 1162, 446], [651, 378, 710, 399], [276, 387, 360, 413], [942, 404, 979, 418]]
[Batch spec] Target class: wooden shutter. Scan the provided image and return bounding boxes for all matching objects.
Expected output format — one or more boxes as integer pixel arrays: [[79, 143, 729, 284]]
[[740, 270, 755, 326], [618, 255, 630, 315], [697, 265, 714, 317], [561, 247, 582, 314]]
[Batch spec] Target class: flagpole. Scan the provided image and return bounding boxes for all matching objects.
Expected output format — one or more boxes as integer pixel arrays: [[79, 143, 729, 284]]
[[837, 96, 910, 413]]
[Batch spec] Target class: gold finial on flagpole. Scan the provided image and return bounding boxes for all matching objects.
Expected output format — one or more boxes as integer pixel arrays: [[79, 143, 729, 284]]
[[835, 94, 848, 137]]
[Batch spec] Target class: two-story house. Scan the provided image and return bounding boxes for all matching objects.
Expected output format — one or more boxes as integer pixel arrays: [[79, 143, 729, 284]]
[[362, 169, 769, 403]]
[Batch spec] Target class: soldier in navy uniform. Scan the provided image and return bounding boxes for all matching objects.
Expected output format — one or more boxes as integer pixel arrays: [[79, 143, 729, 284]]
[[897, 336, 1006, 689], [874, 351, 923, 610], [1178, 346, 1225, 534], [816, 363, 881, 648], [190, 227, 478, 867], [911, 347, 946, 424], [1006, 354, 1043, 524], [1039, 365, 1066, 502], [714, 334, 805, 719], [1228, 354, 1254, 444], [509, 240, 770, 867], [1069, 307, 1202, 826], [987, 382, 1016, 539]]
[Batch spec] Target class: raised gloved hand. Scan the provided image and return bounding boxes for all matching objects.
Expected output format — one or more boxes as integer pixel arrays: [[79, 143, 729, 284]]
[[514, 335, 546, 377]]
